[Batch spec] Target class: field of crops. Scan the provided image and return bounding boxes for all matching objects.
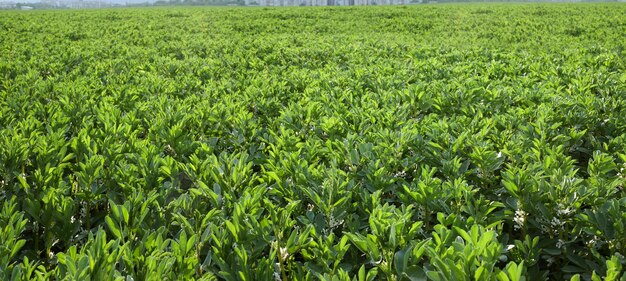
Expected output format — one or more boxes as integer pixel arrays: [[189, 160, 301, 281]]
[[1, 3, 626, 280]]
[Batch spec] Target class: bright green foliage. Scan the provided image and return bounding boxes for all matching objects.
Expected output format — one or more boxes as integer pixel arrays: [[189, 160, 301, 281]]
[[1, 3, 626, 280]]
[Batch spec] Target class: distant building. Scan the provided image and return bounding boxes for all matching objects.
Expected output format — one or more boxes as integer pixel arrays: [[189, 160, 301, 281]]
[[256, 0, 408, 5], [0, 2, 16, 8], [20, 5, 33, 9], [63, 0, 112, 8]]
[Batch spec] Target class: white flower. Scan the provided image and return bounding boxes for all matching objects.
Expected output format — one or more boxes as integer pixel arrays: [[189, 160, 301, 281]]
[[551, 217, 565, 228], [329, 215, 344, 229], [556, 203, 573, 216], [280, 247, 289, 261], [273, 262, 282, 281], [394, 170, 407, 178], [556, 239, 565, 249], [556, 208, 572, 216], [513, 209, 526, 230]]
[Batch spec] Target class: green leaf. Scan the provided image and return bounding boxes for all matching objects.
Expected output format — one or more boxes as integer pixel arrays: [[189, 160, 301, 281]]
[[10, 240, 26, 260], [121, 205, 129, 225], [349, 149, 360, 165], [454, 227, 471, 244], [591, 271, 601, 281], [606, 256, 623, 281], [404, 267, 427, 281], [105, 216, 122, 239], [358, 265, 366, 281], [426, 271, 443, 281], [389, 224, 397, 248], [366, 267, 378, 281], [394, 245, 411, 275], [345, 233, 370, 254], [186, 234, 197, 255], [17, 175, 29, 190], [224, 221, 238, 242]]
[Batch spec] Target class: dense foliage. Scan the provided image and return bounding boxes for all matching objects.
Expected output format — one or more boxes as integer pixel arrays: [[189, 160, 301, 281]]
[[1, 4, 626, 280]]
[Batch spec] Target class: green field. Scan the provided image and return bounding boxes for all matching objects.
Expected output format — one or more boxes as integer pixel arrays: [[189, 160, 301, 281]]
[[1, 4, 626, 280]]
